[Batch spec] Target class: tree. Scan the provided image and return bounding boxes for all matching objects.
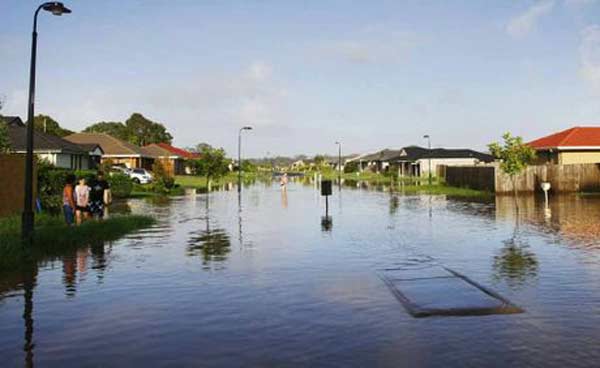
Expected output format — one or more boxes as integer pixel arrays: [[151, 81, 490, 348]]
[[34, 114, 73, 137], [192, 146, 229, 191], [82, 113, 173, 146], [488, 132, 536, 197], [0, 101, 10, 153], [83, 121, 130, 141], [313, 154, 326, 166], [188, 142, 213, 153], [0, 119, 10, 153], [124, 113, 172, 146]]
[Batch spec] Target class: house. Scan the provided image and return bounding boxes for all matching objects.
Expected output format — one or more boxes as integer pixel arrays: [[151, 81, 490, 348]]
[[347, 149, 403, 173], [64, 132, 155, 170], [142, 143, 198, 176], [3, 116, 91, 170], [392, 146, 494, 177], [528, 126, 600, 165]]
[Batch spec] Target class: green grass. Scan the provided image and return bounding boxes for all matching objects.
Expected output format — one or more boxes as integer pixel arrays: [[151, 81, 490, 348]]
[[394, 184, 493, 198], [0, 214, 155, 271], [175, 172, 270, 191]]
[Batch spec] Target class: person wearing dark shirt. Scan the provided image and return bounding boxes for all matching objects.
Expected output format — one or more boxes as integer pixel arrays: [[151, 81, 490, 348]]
[[89, 171, 111, 219]]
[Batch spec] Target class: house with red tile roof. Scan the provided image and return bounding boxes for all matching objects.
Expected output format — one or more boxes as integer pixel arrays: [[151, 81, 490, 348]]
[[528, 126, 600, 164], [143, 143, 199, 175]]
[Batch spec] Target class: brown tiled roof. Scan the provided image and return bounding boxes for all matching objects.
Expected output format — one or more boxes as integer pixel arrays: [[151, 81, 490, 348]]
[[64, 133, 150, 157], [141, 144, 175, 158]]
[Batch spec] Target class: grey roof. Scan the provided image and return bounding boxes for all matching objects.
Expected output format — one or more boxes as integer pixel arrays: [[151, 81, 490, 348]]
[[392, 146, 494, 162], [1, 116, 25, 127], [7, 124, 87, 154], [359, 149, 404, 162]]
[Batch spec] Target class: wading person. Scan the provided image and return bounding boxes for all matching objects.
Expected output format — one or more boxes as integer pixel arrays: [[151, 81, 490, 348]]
[[89, 171, 111, 220], [74, 176, 91, 225], [62, 174, 77, 226]]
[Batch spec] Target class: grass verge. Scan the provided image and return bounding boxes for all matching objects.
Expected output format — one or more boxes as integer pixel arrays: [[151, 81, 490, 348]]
[[0, 214, 155, 271]]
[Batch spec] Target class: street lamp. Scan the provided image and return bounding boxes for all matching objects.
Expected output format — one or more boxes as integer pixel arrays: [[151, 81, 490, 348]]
[[22, 2, 72, 242], [335, 141, 342, 180], [423, 134, 432, 186], [238, 126, 252, 192]]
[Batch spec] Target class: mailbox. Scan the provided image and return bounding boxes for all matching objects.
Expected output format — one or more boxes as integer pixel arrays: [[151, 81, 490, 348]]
[[321, 180, 332, 196]]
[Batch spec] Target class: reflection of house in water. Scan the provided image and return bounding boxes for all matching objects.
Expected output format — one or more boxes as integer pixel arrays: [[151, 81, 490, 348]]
[[495, 195, 600, 247]]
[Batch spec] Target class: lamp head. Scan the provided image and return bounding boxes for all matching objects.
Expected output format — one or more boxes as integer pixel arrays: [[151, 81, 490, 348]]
[[42, 2, 71, 16], [242, 126, 253, 131], [423, 135, 430, 139]]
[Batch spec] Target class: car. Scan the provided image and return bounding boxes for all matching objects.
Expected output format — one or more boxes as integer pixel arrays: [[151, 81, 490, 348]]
[[129, 168, 153, 184]]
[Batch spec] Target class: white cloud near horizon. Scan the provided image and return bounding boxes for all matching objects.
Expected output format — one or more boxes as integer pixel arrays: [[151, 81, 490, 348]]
[[506, 1, 555, 38]]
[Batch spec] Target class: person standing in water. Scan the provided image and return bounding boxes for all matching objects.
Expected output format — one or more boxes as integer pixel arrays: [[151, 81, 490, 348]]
[[89, 171, 111, 220], [74, 177, 91, 225], [280, 173, 288, 188], [62, 174, 77, 226]]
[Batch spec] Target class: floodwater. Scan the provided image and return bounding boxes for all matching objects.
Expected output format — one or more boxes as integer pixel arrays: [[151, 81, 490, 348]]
[[2, 181, 600, 367]]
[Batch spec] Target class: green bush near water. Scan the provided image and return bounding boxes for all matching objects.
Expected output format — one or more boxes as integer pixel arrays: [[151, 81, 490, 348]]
[[0, 214, 155, 271]]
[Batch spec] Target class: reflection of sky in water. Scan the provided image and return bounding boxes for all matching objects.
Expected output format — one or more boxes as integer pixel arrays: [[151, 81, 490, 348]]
[[2, 184, 600, 367]]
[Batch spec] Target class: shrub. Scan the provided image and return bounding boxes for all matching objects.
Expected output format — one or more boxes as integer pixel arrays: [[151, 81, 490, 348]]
[[151, 160, 175, 193], [107, 173, 133, 198], [344, 161, 359, 173]]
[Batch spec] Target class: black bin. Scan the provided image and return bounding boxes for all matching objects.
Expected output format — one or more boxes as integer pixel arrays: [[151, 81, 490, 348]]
[[321, 180, 332, 196]]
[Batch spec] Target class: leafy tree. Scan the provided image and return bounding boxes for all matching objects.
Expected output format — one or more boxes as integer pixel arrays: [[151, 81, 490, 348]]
[[83, 121, 130, 141], [83, 113, 173, 146], [241, 160, 257, 172], [0, 101, 10, 152], [124, 113, 172, 146], [192, 146, 229, 190], [188, 142, 213, 153], [0, 119, 10, 153], [33, 114, 73, 137], [488, 132, 536, 197], [313, 154, 326, 166]]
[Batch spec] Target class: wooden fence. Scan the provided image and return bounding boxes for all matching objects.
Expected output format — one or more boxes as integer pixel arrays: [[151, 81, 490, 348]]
[[443, 163, 600, 193], [0, 155, 37, 217]]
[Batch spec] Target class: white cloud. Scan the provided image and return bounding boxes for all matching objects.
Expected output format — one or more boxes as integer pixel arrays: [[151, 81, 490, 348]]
[[506, 1, 555, 38], [579, 25, 600, 93], [316, 26, 417, 65]]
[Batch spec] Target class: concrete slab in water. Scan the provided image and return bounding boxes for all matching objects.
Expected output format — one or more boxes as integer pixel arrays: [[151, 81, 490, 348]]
[[379, 266, 523, 318]]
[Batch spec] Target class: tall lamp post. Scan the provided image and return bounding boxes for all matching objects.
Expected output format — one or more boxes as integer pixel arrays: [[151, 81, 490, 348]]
[[238, 126, 252, 193], [423, 134, 432, 185], [22, 2, 72, 242], [335, 141, 342, 181]]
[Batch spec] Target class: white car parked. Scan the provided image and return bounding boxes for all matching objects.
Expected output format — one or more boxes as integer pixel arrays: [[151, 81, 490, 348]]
[[128, 168, 153, 184]]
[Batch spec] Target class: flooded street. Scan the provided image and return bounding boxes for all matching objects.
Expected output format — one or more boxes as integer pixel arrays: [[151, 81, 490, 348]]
[[2, 182, 600, 367]]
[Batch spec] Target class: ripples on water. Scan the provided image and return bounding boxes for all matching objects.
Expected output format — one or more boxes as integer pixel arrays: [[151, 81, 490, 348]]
[[2, 183, 600, 367]]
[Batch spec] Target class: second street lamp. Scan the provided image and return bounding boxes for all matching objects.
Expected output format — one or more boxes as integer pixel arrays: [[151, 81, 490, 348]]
[[22, 2, 72, 242], [238, 126, 253, 193], [423, 134, 432, 186], [335, 141, 342, 182]]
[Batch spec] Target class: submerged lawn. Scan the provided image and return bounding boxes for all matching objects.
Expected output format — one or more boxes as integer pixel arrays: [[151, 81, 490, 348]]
[[0, 214, 155, 271]]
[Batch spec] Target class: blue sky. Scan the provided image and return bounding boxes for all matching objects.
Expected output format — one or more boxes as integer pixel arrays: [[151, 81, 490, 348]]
[[2, 0, 600, 157]]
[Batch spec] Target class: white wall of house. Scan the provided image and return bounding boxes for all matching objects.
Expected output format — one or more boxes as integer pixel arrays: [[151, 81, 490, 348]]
[[417, 158, 481, 177], [37, 153, 89, 170]]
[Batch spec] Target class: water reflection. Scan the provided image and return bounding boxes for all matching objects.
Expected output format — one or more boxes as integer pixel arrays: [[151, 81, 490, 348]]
[[493, 224, 539, 288], [495, 194, 600, 249], [187, 199, 232, 269]]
